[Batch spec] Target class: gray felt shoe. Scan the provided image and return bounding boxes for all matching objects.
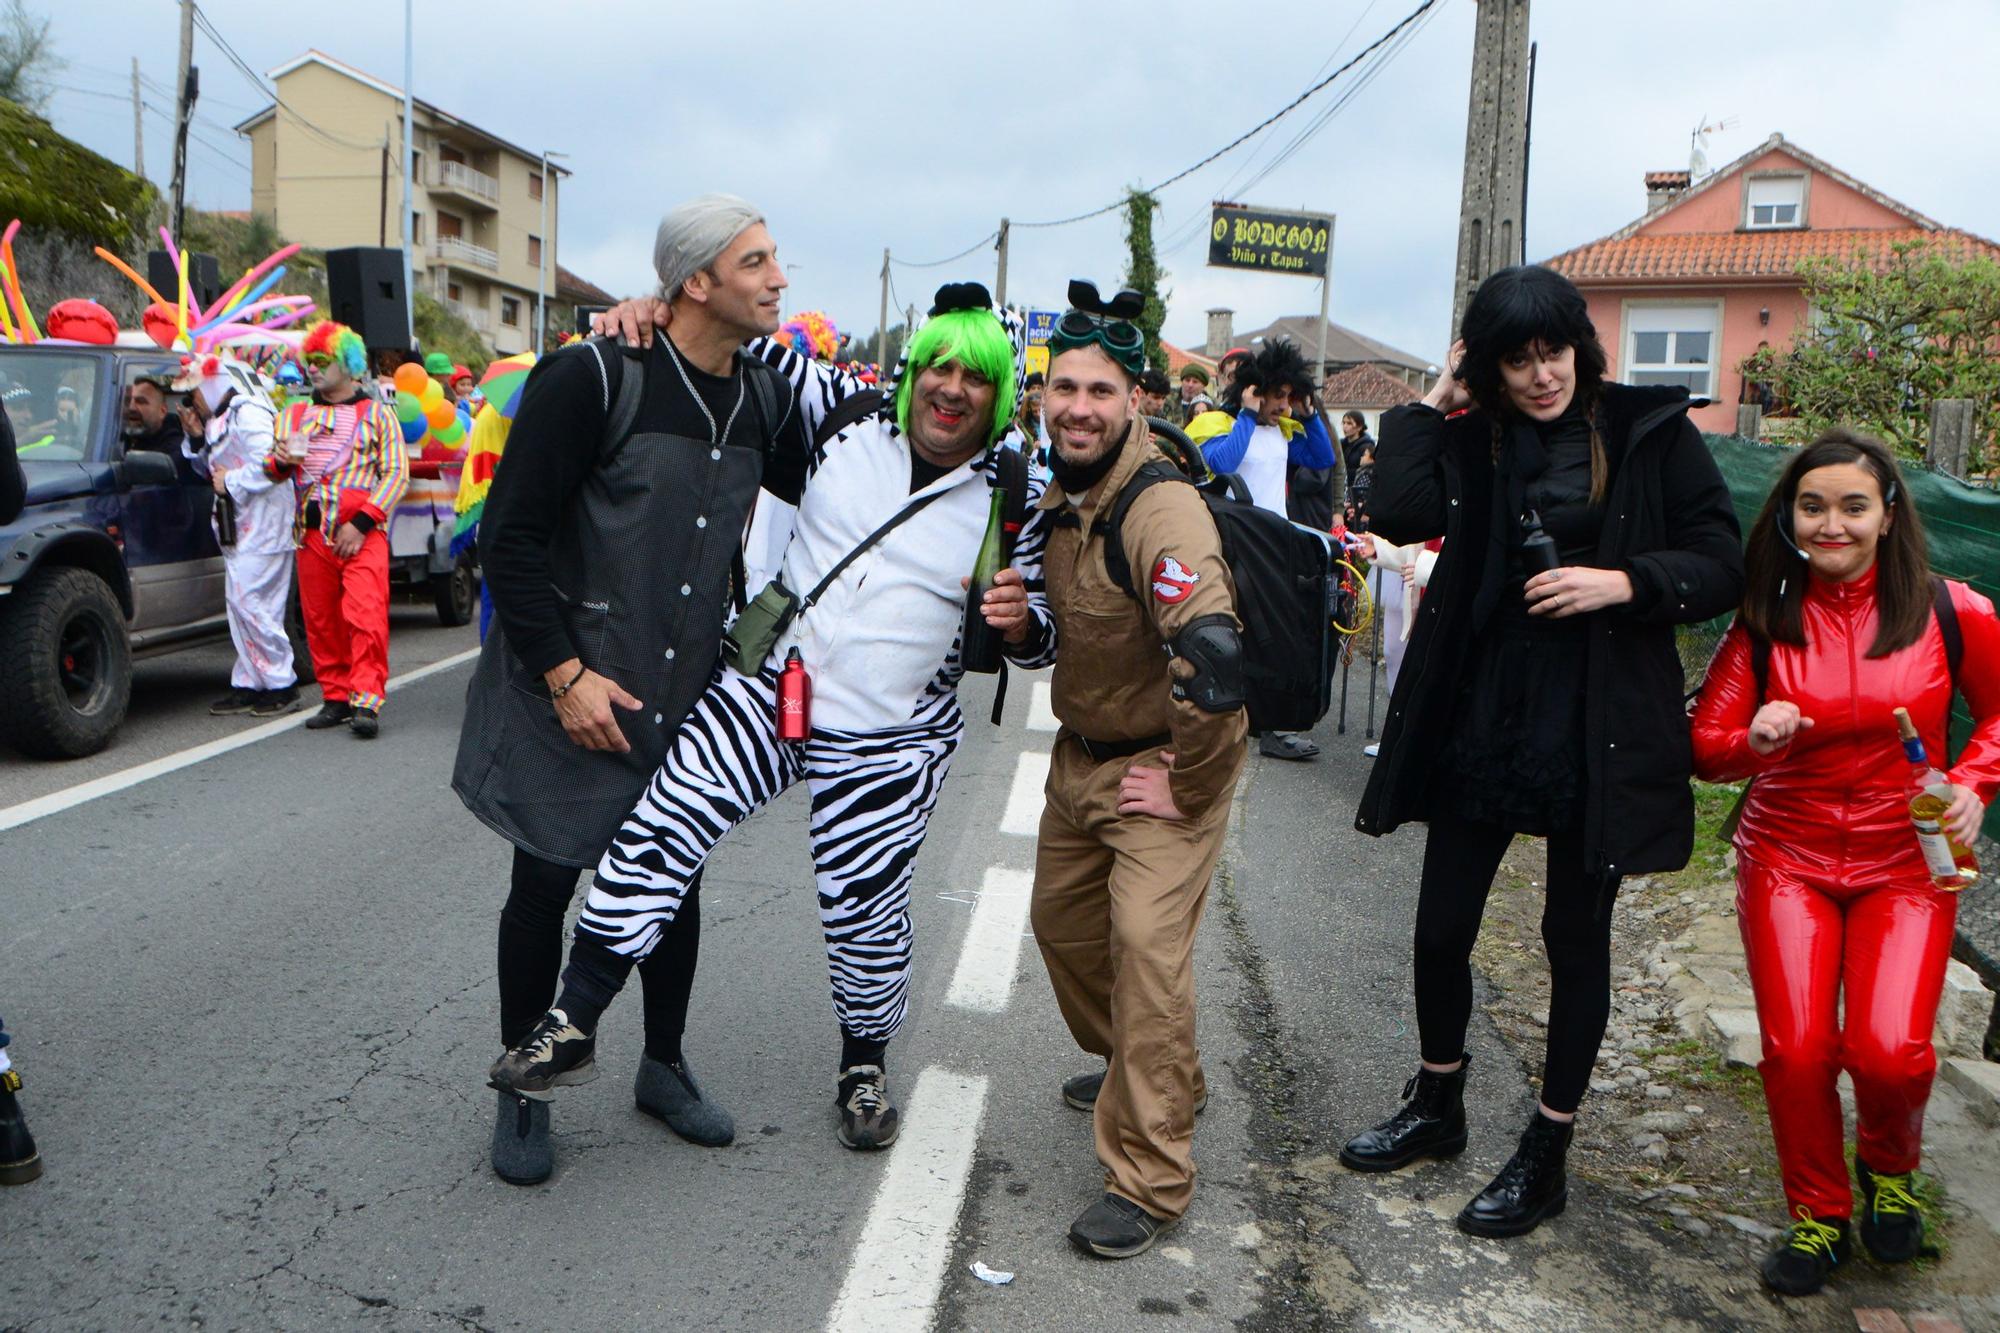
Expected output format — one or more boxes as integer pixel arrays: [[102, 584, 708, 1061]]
[[490, 1089, 551, 1186], [635, 1054, 735, 1147]]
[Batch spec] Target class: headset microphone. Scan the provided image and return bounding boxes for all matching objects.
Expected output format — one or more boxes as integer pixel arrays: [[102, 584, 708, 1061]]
[[1776, 508, 1810, 600]]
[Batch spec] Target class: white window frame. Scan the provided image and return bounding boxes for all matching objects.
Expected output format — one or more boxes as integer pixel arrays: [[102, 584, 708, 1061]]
[[1744, 172, 1808, 231], [1621, 299, 1723, 399]]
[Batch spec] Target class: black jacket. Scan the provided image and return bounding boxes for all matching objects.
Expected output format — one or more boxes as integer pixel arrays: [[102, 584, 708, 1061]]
[[1355, 384, 1743, 877], [0, 409, 22, 525]]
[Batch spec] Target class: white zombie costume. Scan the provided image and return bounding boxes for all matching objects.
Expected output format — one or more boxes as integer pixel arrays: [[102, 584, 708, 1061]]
[[182, 360, 296, 691]]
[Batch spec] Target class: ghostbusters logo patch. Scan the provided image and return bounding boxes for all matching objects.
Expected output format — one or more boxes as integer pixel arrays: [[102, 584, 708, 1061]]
[[1151, 554, 1200, 604]]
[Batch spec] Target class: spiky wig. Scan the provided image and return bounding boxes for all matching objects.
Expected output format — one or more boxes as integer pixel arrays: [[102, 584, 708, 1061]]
[[1240, 338, 1314, 397], [893, 307, 1018, 445], [301, 320, 367, 378]]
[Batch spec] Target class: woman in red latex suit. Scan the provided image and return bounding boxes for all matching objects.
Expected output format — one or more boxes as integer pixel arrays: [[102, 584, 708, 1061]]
[[1692, 429, 2000, 1298]]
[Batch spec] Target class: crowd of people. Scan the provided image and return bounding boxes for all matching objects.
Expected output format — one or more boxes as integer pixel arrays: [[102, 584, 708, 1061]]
[[3, 193, 1994, 1306]]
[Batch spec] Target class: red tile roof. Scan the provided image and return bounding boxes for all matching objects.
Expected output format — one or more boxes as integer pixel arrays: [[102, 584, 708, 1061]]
[[1320, 362, 1421, 410], [1160, 339, 1216, 379], [1546, 227, 2000, 284]]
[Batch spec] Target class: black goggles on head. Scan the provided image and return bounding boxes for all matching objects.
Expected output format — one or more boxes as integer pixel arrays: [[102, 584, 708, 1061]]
[[1049, 279, 1147, 376]]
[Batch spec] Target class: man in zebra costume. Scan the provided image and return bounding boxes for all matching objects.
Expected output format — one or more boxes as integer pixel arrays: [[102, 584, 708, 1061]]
[[492, 282, 1054, 1149]]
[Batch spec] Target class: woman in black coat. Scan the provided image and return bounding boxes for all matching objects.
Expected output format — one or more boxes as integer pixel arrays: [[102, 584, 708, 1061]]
[[1342, 266, 1743, 1237]]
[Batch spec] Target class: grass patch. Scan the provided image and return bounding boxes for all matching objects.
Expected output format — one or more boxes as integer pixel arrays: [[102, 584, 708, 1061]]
[[1637, 1037, 1766, 1112]]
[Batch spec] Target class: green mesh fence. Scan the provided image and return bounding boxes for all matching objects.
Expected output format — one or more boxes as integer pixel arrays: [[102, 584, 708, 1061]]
[[1695, 432, 2000, 838]]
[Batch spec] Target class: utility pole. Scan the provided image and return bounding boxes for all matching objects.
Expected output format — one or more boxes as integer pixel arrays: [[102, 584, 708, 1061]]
[[400, 0, 415, 341], [131, 58, 145, 179], [877, 248, 890, 366], [1448, 0, 1531, 340], [170, 0, 196, 238], [994, 218, 1009, 306], [379, 126, 390, 247]]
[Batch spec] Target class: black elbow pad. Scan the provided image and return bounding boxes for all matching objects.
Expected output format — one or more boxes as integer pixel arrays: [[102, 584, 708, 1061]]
[[1169, 614, 1247, 714]]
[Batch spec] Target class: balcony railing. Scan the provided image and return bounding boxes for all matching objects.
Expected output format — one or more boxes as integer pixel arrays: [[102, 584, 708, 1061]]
[[432, 236, 499, 271], [433, 159, 499, 206], [443, 299, 491, 333]]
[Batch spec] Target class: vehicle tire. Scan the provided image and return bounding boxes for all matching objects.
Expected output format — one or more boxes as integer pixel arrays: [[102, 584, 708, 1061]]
[[433, 551, 477, 628], [0, 567, 134, 759], [286, 580, 316, 687]]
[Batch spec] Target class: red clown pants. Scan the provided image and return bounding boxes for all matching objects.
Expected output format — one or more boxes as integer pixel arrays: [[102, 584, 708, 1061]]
[[297, 527, 391, 712], [1736, 852, 1959, 1220]]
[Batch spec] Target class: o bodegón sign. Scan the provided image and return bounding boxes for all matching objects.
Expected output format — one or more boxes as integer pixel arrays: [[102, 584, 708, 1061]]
[[1208, 205, 1334, 277]]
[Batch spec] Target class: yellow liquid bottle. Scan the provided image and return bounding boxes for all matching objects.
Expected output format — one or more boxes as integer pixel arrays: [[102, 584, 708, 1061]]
[[1893, 707, 1979, 891]]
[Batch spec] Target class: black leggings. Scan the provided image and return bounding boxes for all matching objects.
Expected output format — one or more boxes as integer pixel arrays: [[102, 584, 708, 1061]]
[[497, 845, 701, 1065], [1413, 813, 1618, 1115]]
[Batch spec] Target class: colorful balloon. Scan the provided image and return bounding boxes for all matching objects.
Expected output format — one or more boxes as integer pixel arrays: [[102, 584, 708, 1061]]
[[393, 362, 429, 396], [401, 414, 428, 445], [424, 400, 455, 430]]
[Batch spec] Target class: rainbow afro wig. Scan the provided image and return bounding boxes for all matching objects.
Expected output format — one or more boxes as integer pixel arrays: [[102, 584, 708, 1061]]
[[775, 310, 840, 362], [301, 320, 367, 377]]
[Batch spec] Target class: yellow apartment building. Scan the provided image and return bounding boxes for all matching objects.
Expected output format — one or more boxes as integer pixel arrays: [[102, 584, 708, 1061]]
[[236, 50, 568, 355]]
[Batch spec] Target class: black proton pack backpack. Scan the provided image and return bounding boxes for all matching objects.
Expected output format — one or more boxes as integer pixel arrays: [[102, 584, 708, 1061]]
[[1096, 417, 1336, 734]]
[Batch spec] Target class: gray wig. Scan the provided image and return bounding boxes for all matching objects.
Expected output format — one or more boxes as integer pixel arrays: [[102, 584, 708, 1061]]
[[654, 193, 766, 302]]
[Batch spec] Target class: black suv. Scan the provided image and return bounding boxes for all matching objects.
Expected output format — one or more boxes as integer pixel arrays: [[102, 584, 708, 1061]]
[[0, 342, 257, 758]]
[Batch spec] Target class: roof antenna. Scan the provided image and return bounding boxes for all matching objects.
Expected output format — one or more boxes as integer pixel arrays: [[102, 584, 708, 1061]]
[[1689, 115, 1738, 179]]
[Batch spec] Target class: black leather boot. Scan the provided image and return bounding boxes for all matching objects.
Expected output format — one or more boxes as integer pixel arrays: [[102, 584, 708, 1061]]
[[1457, 1111, 1571, 1237], [0, 1070, 43, 1186], [1339, 1055, 1470, 1172]]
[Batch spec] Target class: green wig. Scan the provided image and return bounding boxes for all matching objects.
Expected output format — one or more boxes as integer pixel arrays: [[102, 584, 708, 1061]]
[[893, 308, 1018, 445]]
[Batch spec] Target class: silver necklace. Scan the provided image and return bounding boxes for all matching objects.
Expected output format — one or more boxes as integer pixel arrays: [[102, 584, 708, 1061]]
[[661, 335, 746, 447]]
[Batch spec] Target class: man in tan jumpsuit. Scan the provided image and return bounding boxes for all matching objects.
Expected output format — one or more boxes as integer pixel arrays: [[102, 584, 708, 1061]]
[[1029, 285, 1249, 1258]]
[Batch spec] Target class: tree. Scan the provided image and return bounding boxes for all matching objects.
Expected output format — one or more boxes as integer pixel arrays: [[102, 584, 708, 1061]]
[[1121, 189, 1168, 374], [1741, 240, 2000, 468], [855, 321, 908, 370], [0, 0, 61, 114]]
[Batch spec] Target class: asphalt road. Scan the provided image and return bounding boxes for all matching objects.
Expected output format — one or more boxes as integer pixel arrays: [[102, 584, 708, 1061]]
[[2, 651, 1830, 1331]]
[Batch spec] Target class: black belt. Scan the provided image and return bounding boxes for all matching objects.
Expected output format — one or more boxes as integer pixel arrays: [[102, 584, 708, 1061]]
[[1071, 731, 1170, 763], [304, 499, 322, 529]]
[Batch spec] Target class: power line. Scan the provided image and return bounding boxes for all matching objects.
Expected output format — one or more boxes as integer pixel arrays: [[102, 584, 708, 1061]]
[[1010, 0, 1441, 231], [888, 231, 1000, 270], [189, 4, 383, 153]]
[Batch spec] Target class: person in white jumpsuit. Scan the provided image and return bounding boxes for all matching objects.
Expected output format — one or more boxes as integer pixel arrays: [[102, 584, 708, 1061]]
[[175, 357, 300, 716]]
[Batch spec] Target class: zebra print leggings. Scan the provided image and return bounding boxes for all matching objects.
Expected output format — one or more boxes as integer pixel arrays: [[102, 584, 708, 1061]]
[[578, 665, 963, 1043]]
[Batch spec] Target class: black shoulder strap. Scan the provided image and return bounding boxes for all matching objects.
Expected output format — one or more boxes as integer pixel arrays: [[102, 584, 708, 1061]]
[[1098, 460, 1193, 598], [742, 359, 788, 451], [813, 388, 885, 450], [1933, 576, 1963, 685], [797, 487, 949, 613], [587, 338, 643, 465], [1748, 631, 1772, 704]]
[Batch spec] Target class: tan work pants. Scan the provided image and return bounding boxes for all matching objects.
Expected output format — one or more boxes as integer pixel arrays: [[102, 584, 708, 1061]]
[[1030, 735, 1234, 1222]]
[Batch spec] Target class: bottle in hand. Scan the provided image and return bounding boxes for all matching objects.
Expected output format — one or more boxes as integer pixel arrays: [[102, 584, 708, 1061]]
[[1520, 508, 1559, 576], [1893, 706, 1979, 891], [777, 647, 811, 743], [958, 486, 1008, 675]]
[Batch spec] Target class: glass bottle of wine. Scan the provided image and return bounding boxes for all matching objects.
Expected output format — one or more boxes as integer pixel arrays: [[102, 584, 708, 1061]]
[[959, 486, 1008, 675], [1893, 706, 1979, 891]]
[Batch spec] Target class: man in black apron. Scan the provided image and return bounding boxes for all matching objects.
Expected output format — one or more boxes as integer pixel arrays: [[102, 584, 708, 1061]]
[[453, 193, 810, 1186]]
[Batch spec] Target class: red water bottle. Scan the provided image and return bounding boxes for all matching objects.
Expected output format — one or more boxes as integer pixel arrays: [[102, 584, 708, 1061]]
[[777, 647, 811, 742]]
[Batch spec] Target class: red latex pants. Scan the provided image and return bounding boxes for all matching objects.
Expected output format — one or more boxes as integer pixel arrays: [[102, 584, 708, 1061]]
[[1736, 852, 1958, 1219], [297, 527, 391, 712]]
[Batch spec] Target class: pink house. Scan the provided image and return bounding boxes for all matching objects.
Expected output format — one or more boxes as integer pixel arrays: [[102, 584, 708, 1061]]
[[1544, 133, 2000, 435]]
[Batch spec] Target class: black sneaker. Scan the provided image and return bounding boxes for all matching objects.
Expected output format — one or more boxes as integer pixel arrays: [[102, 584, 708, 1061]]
[[1259, 732, 1320, 761], [1062, 1068, 1207, 1115], [0, 1070, 42, 1186], [1760, 1212, 1849, 1296], [209, 688, 260, 716], [487, 1009, 598, 1095], [304, 701, 354, 730], [1856, 1159, 1925, 1263], [835, 1065, 899, 1150], [250, 686, 302, 717], [1069, 1192, 1174, 1259], [349, 707, 380, 739]]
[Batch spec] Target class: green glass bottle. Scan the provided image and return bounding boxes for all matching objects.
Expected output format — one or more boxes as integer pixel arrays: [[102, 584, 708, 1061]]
[[959, 486, 1008, 675]]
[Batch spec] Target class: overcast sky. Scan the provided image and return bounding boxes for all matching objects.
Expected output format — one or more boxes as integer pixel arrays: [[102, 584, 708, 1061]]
[[35, 0, 2000, 365]]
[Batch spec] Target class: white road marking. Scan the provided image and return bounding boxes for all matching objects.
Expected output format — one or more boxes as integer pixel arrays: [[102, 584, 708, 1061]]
[[998, 749, 1050, 837], [1025, 679, 1058, 732], [944, 867, 1035, 1013], [825, 1066, 989, 1333], [0, 647, 481, 833]]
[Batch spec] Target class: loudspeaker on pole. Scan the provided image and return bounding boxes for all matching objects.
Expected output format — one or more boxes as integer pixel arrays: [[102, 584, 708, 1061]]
[[325, 246, 412, 351]]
